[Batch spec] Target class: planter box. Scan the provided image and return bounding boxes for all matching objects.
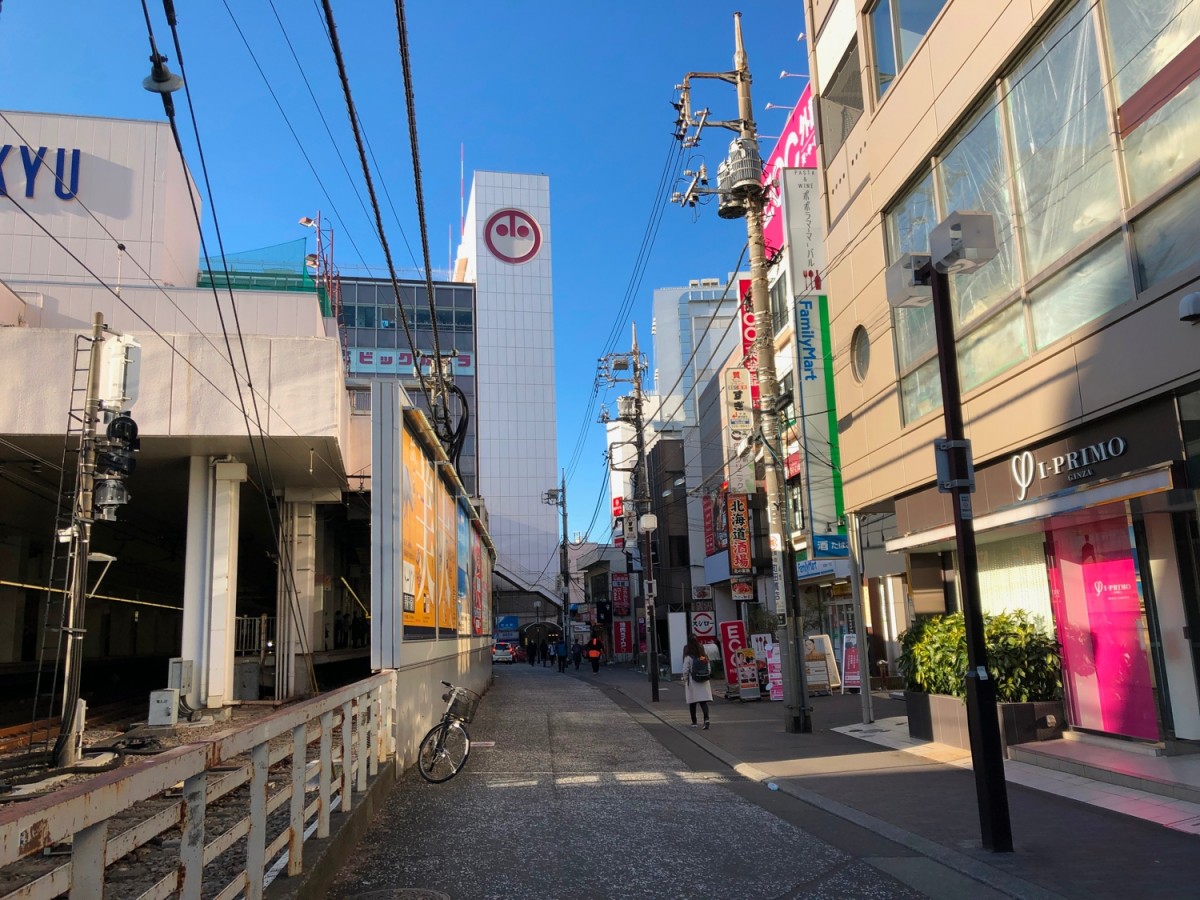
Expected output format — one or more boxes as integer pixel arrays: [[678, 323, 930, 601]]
[[904, 690, 1064, 754]]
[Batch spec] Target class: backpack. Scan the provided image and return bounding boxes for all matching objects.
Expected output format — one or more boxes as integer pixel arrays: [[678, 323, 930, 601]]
[[691, 655, 710, 682]]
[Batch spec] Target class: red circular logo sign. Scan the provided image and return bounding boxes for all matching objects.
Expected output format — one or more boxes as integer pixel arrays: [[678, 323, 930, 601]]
[[483, 208, 542, 264], [692, 611, 715, 637]]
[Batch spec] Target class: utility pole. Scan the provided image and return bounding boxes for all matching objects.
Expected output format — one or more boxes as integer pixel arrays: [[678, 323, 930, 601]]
[[672, 12, 811, 732], [598, 328, 659, 701], [544, 471, 570, 640]]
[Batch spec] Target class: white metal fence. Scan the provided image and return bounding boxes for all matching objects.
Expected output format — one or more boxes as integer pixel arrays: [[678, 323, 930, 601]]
[[235, 615, 275, 657], [0, 672, 394, 900]]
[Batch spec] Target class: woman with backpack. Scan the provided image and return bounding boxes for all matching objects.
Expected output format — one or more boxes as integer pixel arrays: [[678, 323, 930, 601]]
[[682, 637, 713, 729]]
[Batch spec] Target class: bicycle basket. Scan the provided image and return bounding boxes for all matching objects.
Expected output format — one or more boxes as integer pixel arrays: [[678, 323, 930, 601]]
[[446, 686, 481, 723]]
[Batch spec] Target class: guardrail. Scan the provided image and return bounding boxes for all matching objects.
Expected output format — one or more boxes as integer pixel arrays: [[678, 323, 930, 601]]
[[0, 671, 395, 900]]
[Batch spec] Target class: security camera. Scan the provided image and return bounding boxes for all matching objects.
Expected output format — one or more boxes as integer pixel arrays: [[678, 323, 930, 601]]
[[1180, 292, 1200, 323]]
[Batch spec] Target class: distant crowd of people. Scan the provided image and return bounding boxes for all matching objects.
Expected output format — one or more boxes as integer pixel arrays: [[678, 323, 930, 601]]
[[332, 609, 369, 649], [523, 636, 603, 672]]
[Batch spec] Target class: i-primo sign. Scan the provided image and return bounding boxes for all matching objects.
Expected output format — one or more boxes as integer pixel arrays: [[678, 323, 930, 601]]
[[0, 145, 82, 200]]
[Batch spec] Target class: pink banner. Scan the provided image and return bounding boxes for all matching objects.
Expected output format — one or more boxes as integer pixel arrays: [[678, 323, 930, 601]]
[[719, 620, 748, 690], [611, 573, 630, 617], [738, 280, 761, 410], [613, 619, 632, 655], [761, 84, 817, 257]]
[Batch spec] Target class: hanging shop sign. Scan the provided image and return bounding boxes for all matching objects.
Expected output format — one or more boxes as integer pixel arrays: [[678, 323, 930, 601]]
[[730, 579, 754, 602], [841, 632, 861, 693], [727, 494, 752, 575], [761, 83, 817, 257], [611, 573, 630, 617], [613, 619, 633, 655], [737, 280, 762, 409], [690, 609, 716, 639], [813, 533, 849, 557]]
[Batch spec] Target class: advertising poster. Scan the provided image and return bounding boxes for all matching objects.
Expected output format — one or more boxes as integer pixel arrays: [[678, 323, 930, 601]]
[[401, 429, 436, 633], [471, 529, 484, 635], [613, 619, 633, 654], [804, 636, 830, 694], [703, 494, 716, 556], [437, 483, 457, 634], [767, 644, 784, 701], [457, 503, 471, 634], [727, 494, 752, 575], [718, 620, 748, 692], [750, 633, 773, 660], [841, 632, 861, 693], [736, 653, 761, 701], [612, 572, 630, 617], [731, 580, 754, 603]]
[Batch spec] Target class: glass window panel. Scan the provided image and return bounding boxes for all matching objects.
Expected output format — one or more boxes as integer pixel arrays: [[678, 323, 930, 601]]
[[376, 328, 397, 349], [454, 309, 473, 329], [436, 308, 455, 329], [887, 173, 938, 370], [415, 308, 432, 327], [1102, 0, 1200, 102], [819, 41, 865, 159], [378, 307, 397, 328], [897, 0, 948, 67], [871, 1, 898, 96], [342, 304, 356, 326], [936, 101, 1019, 328], [1006, 1, 1120, 275], [355, 305, 376, 328], [1123, 80, 1200, 202], [900, 357, 942, 422], [1134, 174, 1200, 288], [958, 303, 1029, 392], [1030, 234, 1131, 349]]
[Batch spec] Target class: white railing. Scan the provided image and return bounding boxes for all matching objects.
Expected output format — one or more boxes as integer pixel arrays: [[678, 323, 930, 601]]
[[235, 614, 275, 657], [0, 672, 394, 900]]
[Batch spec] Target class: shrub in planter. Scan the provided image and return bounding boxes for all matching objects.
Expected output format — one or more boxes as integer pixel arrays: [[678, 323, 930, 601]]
[[899, 610, 1062, 703]]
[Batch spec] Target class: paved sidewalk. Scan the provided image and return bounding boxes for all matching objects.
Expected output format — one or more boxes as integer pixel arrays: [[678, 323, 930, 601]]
[[597, 663, 1200, 899], [328, 663, 1200, 899]]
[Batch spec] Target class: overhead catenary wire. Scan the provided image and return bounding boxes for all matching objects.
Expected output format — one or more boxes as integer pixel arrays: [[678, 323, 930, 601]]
[[157, 0, 318, 692], [318, 0, 438, 424]]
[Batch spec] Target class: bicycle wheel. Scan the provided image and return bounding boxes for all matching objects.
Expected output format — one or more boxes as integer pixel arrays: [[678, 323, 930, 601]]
[[417, 720, 471, 783]]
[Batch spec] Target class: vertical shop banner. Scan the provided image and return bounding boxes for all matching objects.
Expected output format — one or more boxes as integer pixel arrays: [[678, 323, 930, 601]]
[[703, 494, 716, 556], [767, 644, 784, 701], [712, 489, 729, 552], [611, 572, 630, 617], [724, 368, 755, 494], [737, 280, 761, 409], [762, 83, 817, 257], [793, 293, 844, 542], [718, 620, 748, 692], [613, 619, 633, 654], [727, 494, 752, 575], [841, 632, 861, 692]]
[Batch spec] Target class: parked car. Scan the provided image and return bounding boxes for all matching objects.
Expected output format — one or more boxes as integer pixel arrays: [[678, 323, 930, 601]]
[[492, 641, 515, 664]]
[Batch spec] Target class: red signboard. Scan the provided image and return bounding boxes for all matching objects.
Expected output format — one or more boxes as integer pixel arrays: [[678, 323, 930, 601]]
[[613, 619, 633, 654], [612, 496, 623, 518], [761, 84, 817, 257], [719, 620, 748, 690], [611, 572, 630, 617], [738, 280, 761, 410], [703, 494, 716, 556], [727, 494, 752, 575]]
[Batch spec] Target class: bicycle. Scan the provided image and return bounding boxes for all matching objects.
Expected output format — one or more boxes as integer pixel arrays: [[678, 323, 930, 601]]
[[417, 681, 481, 783]]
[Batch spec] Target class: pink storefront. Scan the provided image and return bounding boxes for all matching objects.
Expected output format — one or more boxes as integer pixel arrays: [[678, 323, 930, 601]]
[[891, 395, 1200, 746]]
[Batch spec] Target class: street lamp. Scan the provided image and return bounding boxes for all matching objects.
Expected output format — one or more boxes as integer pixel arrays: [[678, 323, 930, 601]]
[[885, 210, 1012, 853], [640, 512, 660, 702]]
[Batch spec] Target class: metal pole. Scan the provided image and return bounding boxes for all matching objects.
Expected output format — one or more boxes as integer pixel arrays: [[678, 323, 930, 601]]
[[559, 471, 570, 647], [632, 329, 660, 701], [928, 266, 1013, 852], [847, 511, 873, 724], [59, 312, 105, 766], [732, 14, 809, 733]]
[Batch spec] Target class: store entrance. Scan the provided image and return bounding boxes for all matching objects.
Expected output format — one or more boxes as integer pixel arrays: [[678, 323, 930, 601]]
[[1045, 507, 1159, 741]]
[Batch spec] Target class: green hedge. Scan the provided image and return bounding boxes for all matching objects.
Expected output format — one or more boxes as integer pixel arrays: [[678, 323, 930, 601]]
[[898, 611, 1062, 703]]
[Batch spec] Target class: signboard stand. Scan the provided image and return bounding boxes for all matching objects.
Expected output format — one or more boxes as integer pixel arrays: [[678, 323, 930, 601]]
[[841, 632, 861, 694]]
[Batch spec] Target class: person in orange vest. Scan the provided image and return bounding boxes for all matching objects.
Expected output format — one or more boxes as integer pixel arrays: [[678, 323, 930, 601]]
[[584, 635, 605, 674]]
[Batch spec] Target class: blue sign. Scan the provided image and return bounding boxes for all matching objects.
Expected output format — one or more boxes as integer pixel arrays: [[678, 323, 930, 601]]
[[0, 145, 81, 200], [813, 534, 849, 557], [496, 615, 519, 631]]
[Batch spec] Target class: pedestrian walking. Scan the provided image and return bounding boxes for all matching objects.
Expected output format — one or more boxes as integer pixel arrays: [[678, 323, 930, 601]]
[[548, 640, 558, 668], [556, 637, 568, 672], [682, 637, 713, 729], [584, 635, 604, 674], [527, 639, 537, 666], [571, 639, 583, 671], [540, 639, 550, 667]]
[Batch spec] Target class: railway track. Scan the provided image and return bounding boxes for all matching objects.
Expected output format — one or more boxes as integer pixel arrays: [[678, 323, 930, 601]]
[[0, 699, 146, 755]]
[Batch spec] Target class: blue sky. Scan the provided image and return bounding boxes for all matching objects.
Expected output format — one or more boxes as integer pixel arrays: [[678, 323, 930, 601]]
[[0, 1, 808, 543]]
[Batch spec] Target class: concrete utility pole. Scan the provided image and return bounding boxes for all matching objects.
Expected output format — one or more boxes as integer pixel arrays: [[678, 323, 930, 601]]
[[598, 329, 659, 701], [544, 472, 570, 638], [672, 13, 811, 732]]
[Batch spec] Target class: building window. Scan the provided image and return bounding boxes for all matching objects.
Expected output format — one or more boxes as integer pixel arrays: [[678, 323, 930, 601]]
[[1103, 0, 1200, 202], [869, 0, 948, 97], [1134, 173, 1200, 289], [850, 325, 870, 383], [819, 41, 865, 161], [769, 274, 789, 336], [1029, 234, 1131, 351], [1006, 0, 1119, 277]]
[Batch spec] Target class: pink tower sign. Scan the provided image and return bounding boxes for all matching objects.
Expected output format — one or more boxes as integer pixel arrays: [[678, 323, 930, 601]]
[[761, 84, 817, 257]]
